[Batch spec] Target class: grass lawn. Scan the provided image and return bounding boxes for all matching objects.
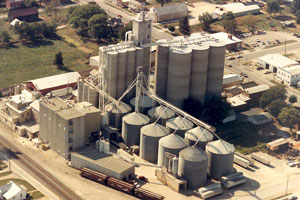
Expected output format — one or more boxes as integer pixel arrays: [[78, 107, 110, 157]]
[[0, 171, 11, 177], [0, 39, 89, 89], [28, 191, 45, 199], [0, 178, 35, 191], [217, 121, 267, 155], [0, 160, 7, 170]]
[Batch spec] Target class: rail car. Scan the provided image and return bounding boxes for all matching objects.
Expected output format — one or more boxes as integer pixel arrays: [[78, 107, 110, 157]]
[[79, 167, 164, 200]]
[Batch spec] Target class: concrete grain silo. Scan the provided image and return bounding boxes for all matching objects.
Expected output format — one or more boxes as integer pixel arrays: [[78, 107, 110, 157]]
[[77, 80, 83, 102], [125, 48, 136, 100], [157, 133, 187, 166], [140, 123, 170, 163], [154, 40, 169, 99], [190, 45, 210, 104], [130, 95, 156, 114], [105, 101, 131, 129], [122, 112, 150, 147], [116, 49, 127, 98], [178, 146, 208, 189], [166, 47, 192, 108], [143, 46, 151, 80], [135, 47, 144, 78], [206, 140, 235, 180], [105, 51, 119, 99], [148, 106, 175, 126], [166, 116, 193, 138], [185, 127, 213, 150], [206, 42, 226, 101]]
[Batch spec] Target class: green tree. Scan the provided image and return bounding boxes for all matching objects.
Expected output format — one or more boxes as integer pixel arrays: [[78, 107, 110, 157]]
[[168, 25, 175, 32], [88, 14, 111, 42], [278, 107, 300, 131], [179, 16, 190, 35], [69, 4, 106, 37], [224, 11, 235, 20], [267, 0, 280, 16], [0, 31, 11, 44], [222, 19, 237, 34], [156, 0, 171, 7], [267, 99, 287, 117], [296, 11, 300, 24], [289, 95, 297, 103], [198, 12, 213, 31], [241, 14, 258, 32], [54, 51, 64, 69], [118, 22, 132, 40], [41, 22, 57, 38], [203, 96, 231, 124], [260, 85, 287, 109], [182, 98, 204, 119]]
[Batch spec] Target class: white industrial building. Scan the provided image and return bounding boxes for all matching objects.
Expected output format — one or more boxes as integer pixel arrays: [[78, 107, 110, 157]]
[[214, 3, 260, 18], [258, 54, 298, 73], [0, 181, 27, 200], [277, 64, 300, 85], [211, 32, 242, 50], [148, 3, 188, 22]]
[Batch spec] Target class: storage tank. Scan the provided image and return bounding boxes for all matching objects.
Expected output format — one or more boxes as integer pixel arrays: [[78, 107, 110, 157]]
[[116, 49, 127, 99], [166, 47, 192, 108], [185, 127, 214, 150], [148, 106, 175, 126], [105, 101, 131, 129], [190, 44, 209, 104], [130, 95, 156, 114], [140, 123, 170, 163], [125, 48, 136, 100], [166, 116, 193, 138], [157, 133, 187, 166], [135, 47, 144, 78], [206, 140, 235, 180], [206, 42, 226, 101], [77, 80, 83, 102], [178, 146, 208, 189], [154, 40, 169, 99], [122, 112, 150, 147], [105, 51, 119, 99]]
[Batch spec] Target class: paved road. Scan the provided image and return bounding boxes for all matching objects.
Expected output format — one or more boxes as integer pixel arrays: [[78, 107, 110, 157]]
[[226, 41, 300, 107], [0, 124, 82, 200]]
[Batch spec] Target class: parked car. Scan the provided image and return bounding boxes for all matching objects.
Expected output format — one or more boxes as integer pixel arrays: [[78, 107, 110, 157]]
[[256, 67, 263, 70], [264, 70, 271, 74], [287, 160, 295, 167], [225, 64, 232, 67], [138, 176, 148, 182], [228, 56, 235, 60], [236, 55, 243, 59]]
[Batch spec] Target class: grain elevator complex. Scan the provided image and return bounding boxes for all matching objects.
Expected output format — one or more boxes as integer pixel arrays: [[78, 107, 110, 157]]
[[28, 12, 244, 199]]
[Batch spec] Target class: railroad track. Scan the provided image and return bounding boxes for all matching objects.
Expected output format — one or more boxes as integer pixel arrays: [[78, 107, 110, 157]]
[[0, 135, 82, 200]]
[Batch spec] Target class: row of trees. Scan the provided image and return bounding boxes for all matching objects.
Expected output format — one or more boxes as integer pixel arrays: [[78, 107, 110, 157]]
[[13, 22, 57, 42], [259, 85, 300, 130], [68, 4, 112, 41], [0, 31, 11, 45]]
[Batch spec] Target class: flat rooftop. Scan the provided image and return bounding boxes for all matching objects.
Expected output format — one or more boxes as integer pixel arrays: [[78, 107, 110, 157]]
[[258, 54, 298, 69], [281, 64, 300, 75], [72, 150, 134, 173]]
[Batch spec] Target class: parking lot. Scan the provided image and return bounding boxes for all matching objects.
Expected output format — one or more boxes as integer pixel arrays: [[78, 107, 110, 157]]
[[188, 1, 216, 25], [242, 31, 300, 50]]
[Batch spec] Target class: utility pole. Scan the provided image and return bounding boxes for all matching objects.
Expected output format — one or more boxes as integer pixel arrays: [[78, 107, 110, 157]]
[[285, 175, 289, 196], [285, 38, 287, 56]]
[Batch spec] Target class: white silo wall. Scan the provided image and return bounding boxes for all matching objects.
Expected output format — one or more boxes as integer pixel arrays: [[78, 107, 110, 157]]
[[116, 50, 127, 99], [143, 46, 151, 81], [154, 40, 169, 99], [105, 51, 119, 99], [126, 48, 136, 100], [206, 42, 226, 101], [77, 80, 83, 102], [190, 45, 210, 105], [166, 47, 192, 108]]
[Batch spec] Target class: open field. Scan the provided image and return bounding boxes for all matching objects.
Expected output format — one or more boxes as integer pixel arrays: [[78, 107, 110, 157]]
[[0, 39, 89, 89]]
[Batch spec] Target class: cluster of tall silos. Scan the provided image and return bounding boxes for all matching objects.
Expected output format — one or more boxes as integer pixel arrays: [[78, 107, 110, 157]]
[[77, 79, 98, 107], [154, 35, 226, 107], [99, 45, 150, 100]]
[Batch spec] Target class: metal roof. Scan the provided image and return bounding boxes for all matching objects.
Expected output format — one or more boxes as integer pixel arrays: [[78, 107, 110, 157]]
[[206, 140, 235, 154], [27, 72, 80, 91], [245, 85, 270, 94], [141, 123, 170, 137], [258, 54, 297, 69], [223, 74, 243, 85], [122, 112, 150, 125], [130, 95, 156, 108], [153, 3, 188, 17], [105, 101, 131, 114], [211, 32, 242, 46], [166, 116, 194, 130], [159, 133, 186, 149], [147, 106, 175, 119], [179, 146, 208, 162], [185, 127, 213, 142]]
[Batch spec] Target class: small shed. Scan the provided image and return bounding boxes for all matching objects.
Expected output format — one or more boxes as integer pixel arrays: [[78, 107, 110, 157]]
[[0, 181, 27, 200], [248, 112, 272, 125]]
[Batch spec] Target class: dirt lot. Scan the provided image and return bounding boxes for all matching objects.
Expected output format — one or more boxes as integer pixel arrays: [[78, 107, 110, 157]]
[[188, 1, 216, 26]]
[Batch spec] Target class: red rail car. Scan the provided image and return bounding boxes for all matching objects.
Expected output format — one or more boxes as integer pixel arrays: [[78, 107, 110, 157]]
[[80, 167, 108, 184], [134, 188, 165, 200], [107, 177, 135, 194]]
